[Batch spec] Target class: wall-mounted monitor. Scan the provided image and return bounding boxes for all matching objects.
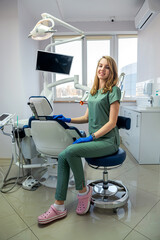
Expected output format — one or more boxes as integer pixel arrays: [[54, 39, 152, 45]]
[[36, 50, 73, 74]]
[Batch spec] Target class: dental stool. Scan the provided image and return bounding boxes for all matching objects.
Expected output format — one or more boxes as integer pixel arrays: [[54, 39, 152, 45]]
[[85, 116, 131, 211]]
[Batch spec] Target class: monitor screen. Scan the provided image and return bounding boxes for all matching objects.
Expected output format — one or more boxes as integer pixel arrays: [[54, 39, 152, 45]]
[[36, 51, 73, 74], [0, 114, 9, 121]]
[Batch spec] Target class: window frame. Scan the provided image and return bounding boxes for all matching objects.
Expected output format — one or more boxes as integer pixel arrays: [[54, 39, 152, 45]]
[[86, 36, 112, 89], [52, 34, 137, 101], [53, 35, 83, 101], [117, 34, 138, 100]]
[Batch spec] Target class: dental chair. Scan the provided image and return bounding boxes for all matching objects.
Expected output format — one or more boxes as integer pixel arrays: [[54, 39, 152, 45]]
[[26, 96, 86, 188], [85, 116, 131, 211]]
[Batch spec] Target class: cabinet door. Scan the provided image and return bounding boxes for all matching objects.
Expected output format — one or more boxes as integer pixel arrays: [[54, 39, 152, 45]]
[[139, 113, 160, 164], [119, 107, 131, 150], [120, 107, 141, 162], [129, 111, 141, 161]]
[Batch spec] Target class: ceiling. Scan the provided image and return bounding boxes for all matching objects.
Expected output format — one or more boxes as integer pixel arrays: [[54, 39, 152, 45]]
[[22, 0, 145, 24]]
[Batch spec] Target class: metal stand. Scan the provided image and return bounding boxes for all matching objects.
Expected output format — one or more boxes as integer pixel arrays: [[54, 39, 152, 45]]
[[89, 168, 129, 209]]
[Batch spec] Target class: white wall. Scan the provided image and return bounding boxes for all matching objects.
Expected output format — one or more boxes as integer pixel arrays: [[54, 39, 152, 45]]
[[137, 13, 160, 96], [18, 0, 40, 109], [56, 20, 136, 35], [0, 0, 39, 158]]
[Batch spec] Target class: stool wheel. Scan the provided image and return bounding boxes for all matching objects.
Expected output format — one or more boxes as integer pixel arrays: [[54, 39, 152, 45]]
[[113, 208, 118, 214]]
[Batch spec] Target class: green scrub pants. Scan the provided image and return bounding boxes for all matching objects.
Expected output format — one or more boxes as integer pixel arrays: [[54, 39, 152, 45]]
[[55, 138, 119, 201]]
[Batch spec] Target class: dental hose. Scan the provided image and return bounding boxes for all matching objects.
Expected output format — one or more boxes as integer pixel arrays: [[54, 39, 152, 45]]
[[0, 117, 27, 193]]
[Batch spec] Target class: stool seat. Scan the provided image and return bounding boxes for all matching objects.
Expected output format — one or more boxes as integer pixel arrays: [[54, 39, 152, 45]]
[[85, 147, 126, 167]]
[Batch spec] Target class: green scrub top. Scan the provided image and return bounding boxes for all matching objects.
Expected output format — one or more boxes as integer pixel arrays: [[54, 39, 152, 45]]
[[88, 85, 121, 147]]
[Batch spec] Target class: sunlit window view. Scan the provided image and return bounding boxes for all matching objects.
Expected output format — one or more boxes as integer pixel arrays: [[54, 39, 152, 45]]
[[55, 39, 82, 99], [54, 35, 137, 100], [118, 37, 137, 98], [87, 39, 110, 88]]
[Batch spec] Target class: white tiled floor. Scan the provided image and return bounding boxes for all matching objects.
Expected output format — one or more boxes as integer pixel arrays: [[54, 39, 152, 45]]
[[1, 145, 160, 240]]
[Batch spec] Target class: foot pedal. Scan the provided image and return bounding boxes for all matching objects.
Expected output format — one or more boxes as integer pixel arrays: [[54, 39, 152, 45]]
[[22, 176, 40, 191]]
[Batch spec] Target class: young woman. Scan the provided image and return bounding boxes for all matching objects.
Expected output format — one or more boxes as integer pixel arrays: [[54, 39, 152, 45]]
[[38, 56, 121, 224]]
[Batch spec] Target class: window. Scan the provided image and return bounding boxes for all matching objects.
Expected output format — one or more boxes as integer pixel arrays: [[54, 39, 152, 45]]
[[55, 37, 82, 100], [52, 35, 137, 101], [118, 35, 137, 98], [87, 37, 111, 88]]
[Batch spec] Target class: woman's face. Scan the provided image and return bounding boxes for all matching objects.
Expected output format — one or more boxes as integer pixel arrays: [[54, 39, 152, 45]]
[[97, 58, 110, 81]]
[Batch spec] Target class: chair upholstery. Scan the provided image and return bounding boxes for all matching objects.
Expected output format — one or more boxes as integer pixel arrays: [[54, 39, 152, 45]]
[[28, 96, 84, 156], [26, 96, 85, 188]]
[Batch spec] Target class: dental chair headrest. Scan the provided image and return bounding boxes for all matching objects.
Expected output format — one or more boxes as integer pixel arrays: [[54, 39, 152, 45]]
[[28, 96, 53, 117]]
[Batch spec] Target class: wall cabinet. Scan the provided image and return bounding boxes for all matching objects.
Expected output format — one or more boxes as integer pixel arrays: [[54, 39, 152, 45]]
[[120, 106, 160, 164]]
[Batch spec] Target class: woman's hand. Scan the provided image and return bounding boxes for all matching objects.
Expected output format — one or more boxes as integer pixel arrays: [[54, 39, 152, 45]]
[[72, 135, 93, 144], [53, 114, 71, 123]]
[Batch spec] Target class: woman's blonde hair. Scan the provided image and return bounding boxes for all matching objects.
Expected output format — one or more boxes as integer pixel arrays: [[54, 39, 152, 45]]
[[90, 56, 119, 95]]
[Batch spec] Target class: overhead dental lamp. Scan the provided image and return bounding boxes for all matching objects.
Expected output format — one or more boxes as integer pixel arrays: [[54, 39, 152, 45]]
[[28, 18, 56, 40], [28, 13, 84, 40]]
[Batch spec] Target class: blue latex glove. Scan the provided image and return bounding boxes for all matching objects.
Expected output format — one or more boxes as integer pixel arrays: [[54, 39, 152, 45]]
[[73, 135, 93, 144], [53, 114, 71, 123]]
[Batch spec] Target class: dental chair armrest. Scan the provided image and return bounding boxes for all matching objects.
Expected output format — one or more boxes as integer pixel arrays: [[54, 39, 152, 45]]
[[46, 116, 85, 137], [27, 115, 86, 139]]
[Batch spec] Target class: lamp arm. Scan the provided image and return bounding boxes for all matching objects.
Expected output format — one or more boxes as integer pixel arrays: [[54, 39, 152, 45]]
[[42, 13, 84, 35], [46, 75, 90, 93], [45, 35, 84, 51], [42, 75, 90, 103], [74, 83, 90, 92], [74, 75, 90, 91], [47, 77, 75, 89]]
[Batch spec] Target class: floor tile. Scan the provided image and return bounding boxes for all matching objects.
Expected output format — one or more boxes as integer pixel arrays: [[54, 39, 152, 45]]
[[1, 144, 160, 240], [0, 163, 28, 191], [0, 194, 27, 240], [111, 184, 160, 229], [118, 165, 160, 197], [135, 200, 160, 240], [124, 229, 151, 240], [31, 203, 132, 240], [2, 184, 77, 227], [9, 228, 39, 240]]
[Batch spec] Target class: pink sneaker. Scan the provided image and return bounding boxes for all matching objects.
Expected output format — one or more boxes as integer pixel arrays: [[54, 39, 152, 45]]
[[38, 205, 67, 224], [76, 185, 93, 215]]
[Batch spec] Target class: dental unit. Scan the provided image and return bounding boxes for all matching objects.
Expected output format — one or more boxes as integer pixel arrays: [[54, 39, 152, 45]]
[[0, 14, 89, 191], [0, 13, 125, 192]]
